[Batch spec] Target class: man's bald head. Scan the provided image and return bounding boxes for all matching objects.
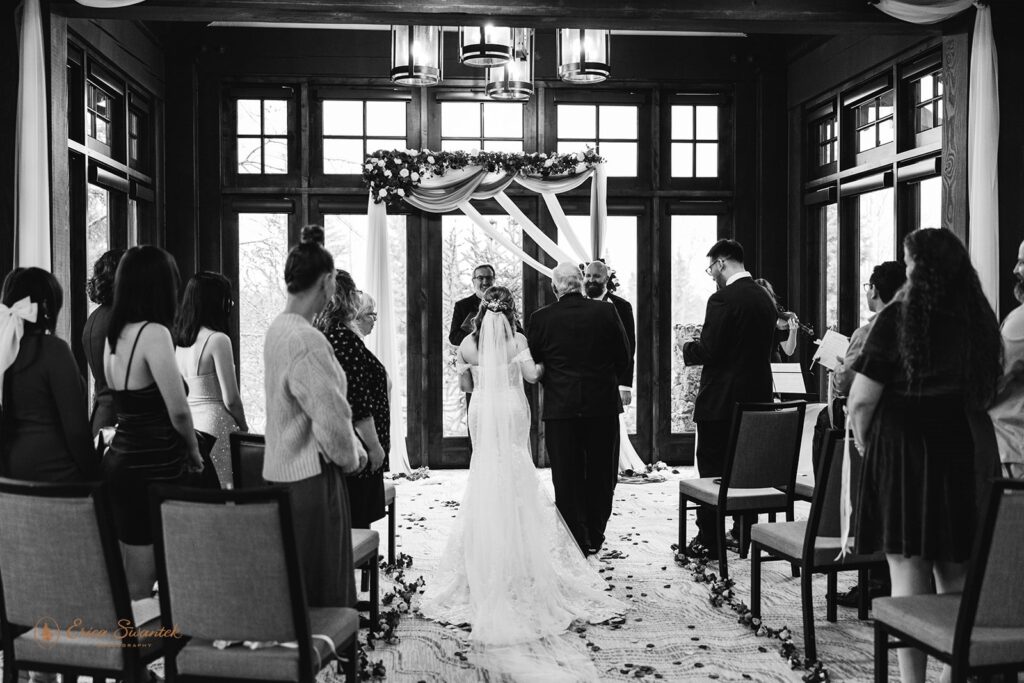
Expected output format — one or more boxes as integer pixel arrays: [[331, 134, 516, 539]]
[[584, 261, 610, 299], [552, 262, 583, 298]]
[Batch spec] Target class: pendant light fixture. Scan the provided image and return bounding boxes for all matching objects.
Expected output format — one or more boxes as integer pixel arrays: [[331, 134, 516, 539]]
[[485, 28, 534, 101], [390, 25, 443, 86], [459, 25, 514, 67], [556, 28, 611, 84]]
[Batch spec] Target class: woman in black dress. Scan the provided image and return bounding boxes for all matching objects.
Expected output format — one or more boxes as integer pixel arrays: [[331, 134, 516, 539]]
[[82, 249, 124, 434], [1, 268, 97, 482], [103, 246, 202, 599], [848, 228, 1002, 683], [317, 270, 389, 528]]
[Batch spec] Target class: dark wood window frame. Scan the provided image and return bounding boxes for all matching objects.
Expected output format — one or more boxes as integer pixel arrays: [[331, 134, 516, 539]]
[[224, 85, 300, 188], [660, 91, 733, 191]]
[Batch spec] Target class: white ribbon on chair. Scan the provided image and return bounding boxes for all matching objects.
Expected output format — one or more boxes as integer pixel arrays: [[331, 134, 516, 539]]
[[836, 413, 854, 560], [0, 297, 38, 406]]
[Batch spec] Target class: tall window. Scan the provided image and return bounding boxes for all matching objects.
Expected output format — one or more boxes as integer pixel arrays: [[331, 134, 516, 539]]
[[441, 101, 523, 153], [322, 100, 407, 174], [564, 216, 639, 432], [556, 104, 638, 177], [855, 188, 895, 325], [323, 214, 409, 430], [671, 105, 719, 178], [441, 215, 524, 436], [914, 176, 942, 230], [670, 215, 717, 434], [237, 213, 289, 433], [852, 90, 895, 154], [236, 99, 289, 174], [822, 203, 839, 331]]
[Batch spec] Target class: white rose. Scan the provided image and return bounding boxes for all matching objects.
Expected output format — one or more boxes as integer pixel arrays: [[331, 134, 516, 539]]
[[399, 168, 410, 178], [411, 172, 420, 182], [544, 158, 554, 167], [366, 163, 374, 171], [383, 170, 392, 178], [427, 156, 435, 164], [397, 188, 406, 196], [539, 153, 547, 159], [575, 163, 586, 173], [378, 160, 386, 167], [378, 188, 388, 198], [576, 152, 585, 161]]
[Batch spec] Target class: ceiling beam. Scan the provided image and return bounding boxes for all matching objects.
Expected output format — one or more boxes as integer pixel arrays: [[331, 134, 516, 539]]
[[53, 0, 936, 35]]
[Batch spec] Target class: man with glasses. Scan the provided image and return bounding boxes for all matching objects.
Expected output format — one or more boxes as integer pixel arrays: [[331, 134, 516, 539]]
[[682, 239, 777, 560], [449, 264, 497, 346]]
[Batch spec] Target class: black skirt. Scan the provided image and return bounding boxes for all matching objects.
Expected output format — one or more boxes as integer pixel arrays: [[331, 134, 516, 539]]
[[855, 393, 977, 562]]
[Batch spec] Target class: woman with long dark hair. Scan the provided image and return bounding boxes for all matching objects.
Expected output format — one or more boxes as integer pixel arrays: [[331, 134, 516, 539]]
[[316, 270, 389, 529], [103, 245, 202, 599], [83, 249, 124, 434], [263, 225, 365, 607], [173, 272, 248, 487], [848, 228, 1002, 683], [1, 267, 96, 482]]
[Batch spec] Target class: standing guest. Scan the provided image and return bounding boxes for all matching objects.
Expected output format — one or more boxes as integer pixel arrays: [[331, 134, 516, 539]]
[[264, 225, 366, 607], [317, 271, 389, 529], [82, 249, 124, 434], [583, 260, 635, 406], [848, 228, 1002, 683], [753, 278, 799, 362], [989, 238, 1024, 477], [1, 267, 97, 482], [351, 290, 377, 338], [682, 239, 777, 560], [527, 263, 631, 556], [173, 272, 248, 488], [103, 246, 203, 600], [449, 264, 497, 346]]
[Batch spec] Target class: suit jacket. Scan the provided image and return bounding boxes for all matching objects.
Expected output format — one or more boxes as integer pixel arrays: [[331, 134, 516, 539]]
[[449, 293, 524, 346], [527, 292, 631, 420], [601, 293, 636, 386], [682, 276, 778, 423]]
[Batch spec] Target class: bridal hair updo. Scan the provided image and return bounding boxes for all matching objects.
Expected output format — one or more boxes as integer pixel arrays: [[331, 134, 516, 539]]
[[472, 286, 517, 342], [284, 225, 334, 294]]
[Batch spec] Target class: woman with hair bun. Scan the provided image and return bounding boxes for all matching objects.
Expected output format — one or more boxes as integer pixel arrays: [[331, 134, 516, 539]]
[[82, 249, 124, 433], [263, 224, 366, 607]]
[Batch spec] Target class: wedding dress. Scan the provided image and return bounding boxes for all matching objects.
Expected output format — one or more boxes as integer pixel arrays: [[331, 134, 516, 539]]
[[418, 311, 625, 681]]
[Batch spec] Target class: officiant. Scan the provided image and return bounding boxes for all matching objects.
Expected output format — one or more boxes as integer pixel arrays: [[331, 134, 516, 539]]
[[449, 263, 523, 346]]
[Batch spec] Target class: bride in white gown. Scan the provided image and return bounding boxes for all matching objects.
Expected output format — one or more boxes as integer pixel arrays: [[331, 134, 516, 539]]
[[419, 287, 625, 681]]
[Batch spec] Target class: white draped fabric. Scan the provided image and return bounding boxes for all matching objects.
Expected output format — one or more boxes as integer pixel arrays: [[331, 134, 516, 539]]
[[364, 197, 412, 475], [15, 0, 51, 269], [875, 0, 1001, 314]]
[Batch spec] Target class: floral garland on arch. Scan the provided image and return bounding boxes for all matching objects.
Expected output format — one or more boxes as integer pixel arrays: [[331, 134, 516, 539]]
[[362, 148, 606, 207]]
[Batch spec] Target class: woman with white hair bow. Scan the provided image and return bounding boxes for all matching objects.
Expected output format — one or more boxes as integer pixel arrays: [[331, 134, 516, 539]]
[[0, 267, 97, 482]]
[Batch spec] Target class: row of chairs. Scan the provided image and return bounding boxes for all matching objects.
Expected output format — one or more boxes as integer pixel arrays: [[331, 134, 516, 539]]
[[0, 481, 358, 682], [678, 401, 1024, 679]]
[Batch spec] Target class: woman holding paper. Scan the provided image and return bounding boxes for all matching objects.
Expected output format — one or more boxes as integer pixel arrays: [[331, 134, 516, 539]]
[[847, 229, 1001, 683]]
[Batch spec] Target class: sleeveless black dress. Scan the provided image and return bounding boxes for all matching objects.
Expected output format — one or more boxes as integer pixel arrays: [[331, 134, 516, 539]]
[[103, 323, 191, 545]]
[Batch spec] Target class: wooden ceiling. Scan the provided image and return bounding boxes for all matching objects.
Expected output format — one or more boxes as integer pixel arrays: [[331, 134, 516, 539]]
[[53, 0, 938, 35]]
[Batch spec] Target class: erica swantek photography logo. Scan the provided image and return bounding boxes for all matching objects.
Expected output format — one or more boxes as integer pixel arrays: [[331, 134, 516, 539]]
[[33, 616, 183, 648]]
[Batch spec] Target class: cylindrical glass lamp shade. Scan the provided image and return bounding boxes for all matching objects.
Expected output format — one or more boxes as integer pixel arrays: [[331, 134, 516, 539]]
[[459, 25, 513, 67], [556, 28, 611, 84], [486, 29, 534, 100], [391, 25, 443, 86]]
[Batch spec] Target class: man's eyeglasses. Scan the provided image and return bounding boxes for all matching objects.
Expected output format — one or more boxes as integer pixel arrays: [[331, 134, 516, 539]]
[[363, 312, 378, 319], [473, 275, 495, 282], [705, 259, 724, 276], [862, 282, 874, 293]]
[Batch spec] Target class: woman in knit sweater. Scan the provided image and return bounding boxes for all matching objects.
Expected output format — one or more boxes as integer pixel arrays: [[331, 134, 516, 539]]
[[263, 224, 367, 607]]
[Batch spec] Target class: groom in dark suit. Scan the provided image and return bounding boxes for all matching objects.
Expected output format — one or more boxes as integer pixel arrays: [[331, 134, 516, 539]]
[[528, 263, 631, 556], [682, 239, 777, 559]]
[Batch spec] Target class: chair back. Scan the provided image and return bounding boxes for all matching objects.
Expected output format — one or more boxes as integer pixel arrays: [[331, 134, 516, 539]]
[[151, 486, 309, 646], [724, 401, 806, 491], [957, 479, 1024, 637], [0, 479, 132, 645], [230, 432, 267, 489], [807, 430, 864, 539]]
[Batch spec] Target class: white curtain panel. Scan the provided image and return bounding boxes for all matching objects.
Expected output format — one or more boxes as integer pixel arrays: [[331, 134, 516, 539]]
[[875, 0, 1001, 314], [15, 0, 51, 269], [365, 197, 412, 474]]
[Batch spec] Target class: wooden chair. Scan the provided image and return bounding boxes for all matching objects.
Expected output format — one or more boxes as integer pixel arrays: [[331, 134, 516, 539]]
[[0, 478, 170, 683], [229, 432, 379, 623], [678, 401, 806, 579], [750, 429, 885, 661], [150, 485, 359, 682], [872, 478, 1024, 682], [383, 480, 397, 564]]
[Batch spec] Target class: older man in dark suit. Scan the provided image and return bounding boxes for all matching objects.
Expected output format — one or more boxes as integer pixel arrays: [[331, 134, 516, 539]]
[[528, 263, 631, 556], [682, 239, 777, 559]]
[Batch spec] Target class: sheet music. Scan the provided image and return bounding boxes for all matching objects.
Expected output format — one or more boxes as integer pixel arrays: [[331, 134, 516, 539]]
[[812, 329, 850, 371], [771, 363, 807, 394]]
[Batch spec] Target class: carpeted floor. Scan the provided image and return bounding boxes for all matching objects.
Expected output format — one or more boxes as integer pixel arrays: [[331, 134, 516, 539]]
[[341, 467, 924, 683]]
